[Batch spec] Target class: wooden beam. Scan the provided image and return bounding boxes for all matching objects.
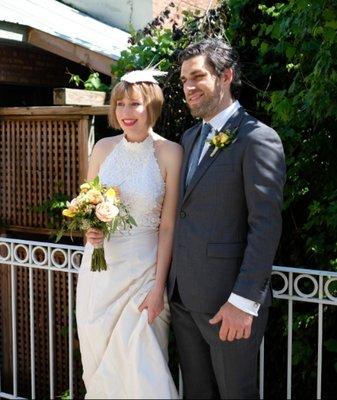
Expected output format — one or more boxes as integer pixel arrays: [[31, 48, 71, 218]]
[[0, 106, 110, 116], [27, 28, 115, 76], [2, 226, 83, 238]]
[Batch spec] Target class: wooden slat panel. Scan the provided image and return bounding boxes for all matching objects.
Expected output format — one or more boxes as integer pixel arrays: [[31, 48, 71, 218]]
[[78, 118, 90, 183], [65, 120, 71, 197], [38, 121, 43, 225], [71, 121, 77, 196], [27, 121, 32, 227], [0, 113, 91, 232], [0, 122, 4, 224], [11, 122, 15, 222]]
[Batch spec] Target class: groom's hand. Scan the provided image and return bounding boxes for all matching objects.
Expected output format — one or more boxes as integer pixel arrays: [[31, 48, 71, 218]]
[[209, 302, 253, 341]]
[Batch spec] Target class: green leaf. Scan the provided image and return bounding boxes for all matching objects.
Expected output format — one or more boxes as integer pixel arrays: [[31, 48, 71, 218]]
[[55, 229, 64, 243], [260, 42, 269, 55], [324, 339, 337, 353], [129, 216, 137, 227], [285, 45, 296, 59], [322, 27, 336, 41], [325, 20, 337, 30], [112, 217, 118, 232], [92, 176, 100, 186]]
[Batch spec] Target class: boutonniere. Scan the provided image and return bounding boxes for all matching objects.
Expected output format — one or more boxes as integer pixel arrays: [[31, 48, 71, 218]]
[[208, 128, 238, 157]]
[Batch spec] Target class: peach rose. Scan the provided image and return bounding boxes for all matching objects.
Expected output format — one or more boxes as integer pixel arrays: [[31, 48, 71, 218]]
[[86, 189, 104, 205], [95, 202, 119, 222]]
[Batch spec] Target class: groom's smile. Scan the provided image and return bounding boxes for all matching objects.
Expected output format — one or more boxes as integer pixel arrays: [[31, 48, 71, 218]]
[[188, 92, 204, 105]]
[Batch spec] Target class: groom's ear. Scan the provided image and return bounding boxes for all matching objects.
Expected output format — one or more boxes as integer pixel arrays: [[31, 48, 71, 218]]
[[221, 68, 234, 87]]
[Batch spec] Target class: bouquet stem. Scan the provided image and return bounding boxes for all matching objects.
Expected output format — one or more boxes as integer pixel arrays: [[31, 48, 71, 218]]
[[91, 245, 107, 272]]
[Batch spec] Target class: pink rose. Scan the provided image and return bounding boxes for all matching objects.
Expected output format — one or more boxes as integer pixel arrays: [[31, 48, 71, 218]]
[[95, 202, 119, 222]]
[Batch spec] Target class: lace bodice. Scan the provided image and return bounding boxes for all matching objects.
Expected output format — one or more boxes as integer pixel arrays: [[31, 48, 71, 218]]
[[98, 132, 165, 233]]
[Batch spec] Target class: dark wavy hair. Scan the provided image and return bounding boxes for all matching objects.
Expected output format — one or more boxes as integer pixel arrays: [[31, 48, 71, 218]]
[[178, 38, 242, 99]]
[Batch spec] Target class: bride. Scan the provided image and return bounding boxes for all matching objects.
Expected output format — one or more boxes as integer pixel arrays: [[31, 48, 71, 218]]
[[76, 70, 182, 399]]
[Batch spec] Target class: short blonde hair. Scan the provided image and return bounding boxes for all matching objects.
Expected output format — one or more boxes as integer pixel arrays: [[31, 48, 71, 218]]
[[108, 81, 164, 129]]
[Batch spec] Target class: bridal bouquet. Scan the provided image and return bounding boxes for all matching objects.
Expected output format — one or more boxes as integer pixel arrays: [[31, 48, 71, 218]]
[[57, 176, 136, 271]]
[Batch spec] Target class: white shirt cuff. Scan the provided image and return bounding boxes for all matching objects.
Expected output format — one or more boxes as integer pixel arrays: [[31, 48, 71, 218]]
[[228, 293, 260, 316]]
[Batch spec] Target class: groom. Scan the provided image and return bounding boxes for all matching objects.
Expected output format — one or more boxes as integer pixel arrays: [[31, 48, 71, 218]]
[[168, 38, 286, 399]]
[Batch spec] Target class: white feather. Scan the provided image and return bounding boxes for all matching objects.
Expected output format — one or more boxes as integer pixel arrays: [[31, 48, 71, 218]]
[[121, 68, 167, 84]]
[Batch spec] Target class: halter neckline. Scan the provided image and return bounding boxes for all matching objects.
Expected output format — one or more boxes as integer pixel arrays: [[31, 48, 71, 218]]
[[123, 131, 153, 144]]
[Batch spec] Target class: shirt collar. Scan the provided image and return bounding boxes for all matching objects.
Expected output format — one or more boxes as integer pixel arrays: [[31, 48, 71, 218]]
[[203, 100, 241, 133]]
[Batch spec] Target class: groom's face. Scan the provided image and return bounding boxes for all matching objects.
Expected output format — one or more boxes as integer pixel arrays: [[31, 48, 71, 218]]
[[180, 55, 227, 120]]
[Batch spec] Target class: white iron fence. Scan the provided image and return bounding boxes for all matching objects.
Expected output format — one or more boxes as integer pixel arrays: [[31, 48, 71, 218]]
[[0, 237, 337, 400]]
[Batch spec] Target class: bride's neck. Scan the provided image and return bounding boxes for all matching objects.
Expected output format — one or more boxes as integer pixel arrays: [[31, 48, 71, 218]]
[[124, 129, 152, 143]]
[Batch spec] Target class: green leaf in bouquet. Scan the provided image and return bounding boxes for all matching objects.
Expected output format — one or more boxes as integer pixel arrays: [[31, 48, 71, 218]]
[[128, 216, 137, 227], [112, 217, 119, 232], [92, 176, 100, 186], [55, 228, 65, 243]]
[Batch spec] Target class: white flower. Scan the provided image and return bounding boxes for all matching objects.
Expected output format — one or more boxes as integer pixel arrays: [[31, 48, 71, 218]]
[[95, 202, 119, 222], [67, 198, 79, 212]]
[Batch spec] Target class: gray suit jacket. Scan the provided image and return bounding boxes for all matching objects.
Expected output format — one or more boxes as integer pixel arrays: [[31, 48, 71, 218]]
[[168, 106, 286, 313]]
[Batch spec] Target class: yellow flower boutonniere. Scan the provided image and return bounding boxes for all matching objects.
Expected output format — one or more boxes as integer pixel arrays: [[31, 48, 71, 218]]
[[208, 129, 237, 157]]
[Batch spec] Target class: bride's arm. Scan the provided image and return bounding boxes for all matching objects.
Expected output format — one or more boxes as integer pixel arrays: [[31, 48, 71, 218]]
[[155, 141, 183, 292], [86, 138, 113, 180], [138, 141, 183, 323], [85, 138, 115, 245]]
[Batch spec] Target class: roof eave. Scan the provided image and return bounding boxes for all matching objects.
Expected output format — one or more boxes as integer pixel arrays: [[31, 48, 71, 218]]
[[26, 27, 116, 76]]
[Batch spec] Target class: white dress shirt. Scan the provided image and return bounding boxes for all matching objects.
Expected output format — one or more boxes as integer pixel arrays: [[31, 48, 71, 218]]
[[199, 100, 260, 316]]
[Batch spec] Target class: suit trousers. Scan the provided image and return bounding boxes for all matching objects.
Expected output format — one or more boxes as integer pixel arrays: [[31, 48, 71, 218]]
[[170, 284, 268, 399]]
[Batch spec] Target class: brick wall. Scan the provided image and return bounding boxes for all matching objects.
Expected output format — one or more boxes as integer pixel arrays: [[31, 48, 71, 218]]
[[0, 41, 90, 88]]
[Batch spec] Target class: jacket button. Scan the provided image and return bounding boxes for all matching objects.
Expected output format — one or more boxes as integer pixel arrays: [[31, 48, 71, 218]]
[[180, 210, 186, 218]]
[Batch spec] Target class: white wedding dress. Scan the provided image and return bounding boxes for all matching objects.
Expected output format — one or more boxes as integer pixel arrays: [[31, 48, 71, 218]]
[[76, 132, 178, 399]]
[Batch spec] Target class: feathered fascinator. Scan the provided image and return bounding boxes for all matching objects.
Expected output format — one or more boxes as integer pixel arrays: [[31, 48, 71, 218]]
[[120, 68, 167, 84]]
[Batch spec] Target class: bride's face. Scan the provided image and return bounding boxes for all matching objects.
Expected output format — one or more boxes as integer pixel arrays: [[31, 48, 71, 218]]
[[115, 89, 149, 135]]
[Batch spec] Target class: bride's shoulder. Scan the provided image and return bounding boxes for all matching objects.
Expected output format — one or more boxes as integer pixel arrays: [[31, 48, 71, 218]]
[[95, 135, 122, 150], [152, 133, 182, 155], [92, 135, 123, 160], [152, 133, 182, 167]]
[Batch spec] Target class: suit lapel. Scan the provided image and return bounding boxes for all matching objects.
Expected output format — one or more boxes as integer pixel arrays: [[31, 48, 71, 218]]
[[182, 107, 245, 204]]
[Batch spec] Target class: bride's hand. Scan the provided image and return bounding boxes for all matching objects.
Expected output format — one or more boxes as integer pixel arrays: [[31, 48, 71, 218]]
[[138, 287, 165, 324], [85, 228, 104, 246]]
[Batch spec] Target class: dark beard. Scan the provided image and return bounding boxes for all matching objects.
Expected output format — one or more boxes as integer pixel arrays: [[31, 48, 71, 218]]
[[190, 97, 220, 119], [189, 84, 222, 119]]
